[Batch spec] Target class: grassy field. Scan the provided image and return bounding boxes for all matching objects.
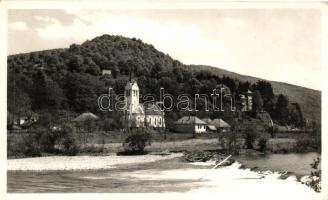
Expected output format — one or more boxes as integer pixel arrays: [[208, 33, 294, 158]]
[[85, 131, 300, 154], [8, 130, 313, 157], [98, 138, 220, 153]]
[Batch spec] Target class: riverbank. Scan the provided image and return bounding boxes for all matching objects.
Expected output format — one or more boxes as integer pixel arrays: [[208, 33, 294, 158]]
[[7, 153, 183, 171]]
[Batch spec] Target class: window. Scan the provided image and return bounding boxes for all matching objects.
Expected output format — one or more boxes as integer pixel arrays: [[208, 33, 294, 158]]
[[155, 118, 157, 125]]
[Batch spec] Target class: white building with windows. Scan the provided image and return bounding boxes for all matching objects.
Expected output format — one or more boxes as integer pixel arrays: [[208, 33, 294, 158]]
[[123, 80, 165, 129], [174, 116, 207, 134], [239, 90, 253, 111]]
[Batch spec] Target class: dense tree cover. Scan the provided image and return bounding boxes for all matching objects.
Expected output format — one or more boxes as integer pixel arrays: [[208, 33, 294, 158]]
[[7, 34, 303, 128]]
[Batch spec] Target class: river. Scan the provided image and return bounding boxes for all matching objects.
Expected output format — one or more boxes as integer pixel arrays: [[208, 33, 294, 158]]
[[233, 152, 320, 176], [7, 152, 320, 193]]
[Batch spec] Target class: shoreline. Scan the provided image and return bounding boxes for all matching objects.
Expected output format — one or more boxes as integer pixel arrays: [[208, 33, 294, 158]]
[[7, 153, 183, 171]]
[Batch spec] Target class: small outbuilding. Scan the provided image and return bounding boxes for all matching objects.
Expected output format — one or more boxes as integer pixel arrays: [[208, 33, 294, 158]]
[[210, 118, 231, 132], [73, 112, 99, 122]]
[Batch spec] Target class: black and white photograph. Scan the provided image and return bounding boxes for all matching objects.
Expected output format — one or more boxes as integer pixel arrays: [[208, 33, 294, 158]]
[[1, 1, 327, 200]]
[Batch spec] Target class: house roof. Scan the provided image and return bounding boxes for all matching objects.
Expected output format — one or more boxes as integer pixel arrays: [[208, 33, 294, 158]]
[[175, 116, 207, 125], [207, 125, 217, 131], [73, 112, 99, 122], [201, 118, 212, 123], [144, 103, 164, 115], [210, 118, 231, 128]]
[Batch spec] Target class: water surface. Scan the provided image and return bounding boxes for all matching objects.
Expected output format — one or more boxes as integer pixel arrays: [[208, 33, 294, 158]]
[[234, 152, 320, 176], [7, 153, 319, 193]]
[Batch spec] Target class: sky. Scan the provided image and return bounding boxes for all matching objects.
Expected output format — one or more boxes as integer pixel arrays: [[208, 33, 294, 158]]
[[7, 9, 323, 90]]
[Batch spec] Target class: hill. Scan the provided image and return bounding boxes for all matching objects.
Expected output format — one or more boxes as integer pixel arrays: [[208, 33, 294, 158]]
[[190, 65, 321, 123], [7, 34, 321, 125]]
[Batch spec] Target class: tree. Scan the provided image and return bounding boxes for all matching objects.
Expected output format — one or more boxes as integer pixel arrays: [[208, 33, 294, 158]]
[[64, 73, 104, 112], [258, 137, 267, 152], [253, 81, 274, 108], [227, 118, 240, 155], [275, 94, 290, 125], [31, 70, 64, 111], [7, 85, 32, 126], [111, 65, 120, 78], [311, 121, 321, 153], [68, 55, 84, 72], [252, 90, 263, 112], [289, 103, 304, 127], [237, 81, 251, 94], [122, 129, 152, 154]]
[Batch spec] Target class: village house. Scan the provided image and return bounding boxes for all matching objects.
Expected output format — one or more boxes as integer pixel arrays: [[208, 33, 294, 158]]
[[11, 112, 38, 127], [101, 69, 112, 76], [201, 118, 217, 132], [209, 118, 231, 132], [239, 90, 253, 112], [174, 116, 207, 134], [124, 80, 165, 129]]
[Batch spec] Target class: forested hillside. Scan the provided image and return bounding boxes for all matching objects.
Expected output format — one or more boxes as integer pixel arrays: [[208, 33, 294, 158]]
[[190, 65, 321, 123], [7, 34, 320, 127]]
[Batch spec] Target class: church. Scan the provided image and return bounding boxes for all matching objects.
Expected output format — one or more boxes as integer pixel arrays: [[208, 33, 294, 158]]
[[123, 80, 165, 129]]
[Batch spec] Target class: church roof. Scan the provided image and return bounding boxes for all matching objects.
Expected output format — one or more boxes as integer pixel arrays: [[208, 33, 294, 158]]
[[144, 103, 163, 115], [124, 80, 139, 90], [175, 116, 207, 125]]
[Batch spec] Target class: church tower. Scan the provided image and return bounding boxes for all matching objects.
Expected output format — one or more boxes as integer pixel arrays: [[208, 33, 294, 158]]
[[124, 80, 145, 127], [125, 80, 140, 112]]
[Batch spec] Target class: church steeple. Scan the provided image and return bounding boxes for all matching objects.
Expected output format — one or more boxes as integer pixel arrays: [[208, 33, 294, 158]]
[[124, 80, 140, 113]]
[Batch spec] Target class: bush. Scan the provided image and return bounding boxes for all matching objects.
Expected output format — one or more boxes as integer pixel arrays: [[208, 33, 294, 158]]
[[7, 134, 41, 158], [244, 126, 258, 149], [29, 126, 60, 153], [22, 135, 42, 157], [7, 124, 80, 157], [122, 129, 152, 155], [268, 126, 277, 138], [62, 133, 79, 155], [307, 157, 321, 192], [294, 136, 315, 153], [56, 124, 79, 155], [258, 137, 267, 152]]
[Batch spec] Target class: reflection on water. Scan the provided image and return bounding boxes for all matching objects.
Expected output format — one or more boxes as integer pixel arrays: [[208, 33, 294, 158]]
[[7, 153, 320, 193], [234, 152, 320, 176]]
